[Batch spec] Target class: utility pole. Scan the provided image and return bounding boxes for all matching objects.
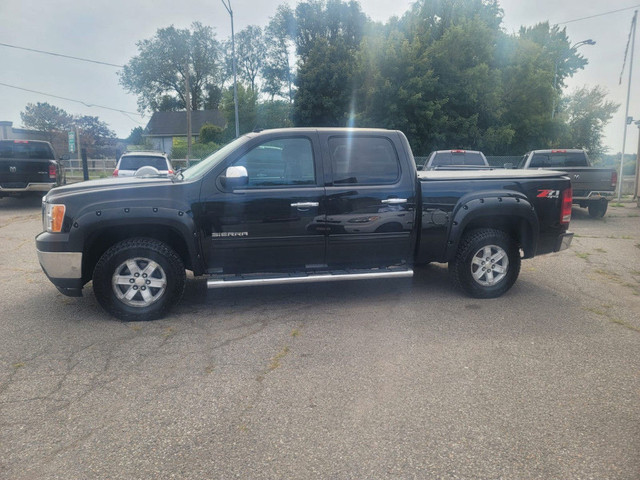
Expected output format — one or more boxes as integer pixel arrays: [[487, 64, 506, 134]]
[[222, 0, 240, 138], [185, 61, 192, 167], [634, 121, 640, 200], [618, 10, 637, 201]]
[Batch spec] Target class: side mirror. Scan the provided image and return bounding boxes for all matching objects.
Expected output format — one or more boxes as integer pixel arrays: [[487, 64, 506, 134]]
[[221, 165, 248, 191]]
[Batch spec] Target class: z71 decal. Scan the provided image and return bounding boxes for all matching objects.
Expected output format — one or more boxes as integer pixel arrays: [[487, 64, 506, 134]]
[[537, 189, 560, 199]]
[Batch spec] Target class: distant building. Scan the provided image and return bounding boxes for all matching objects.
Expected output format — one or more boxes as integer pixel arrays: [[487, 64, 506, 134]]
[[143, 110, 226, 155], [0, 121, 67, 157]]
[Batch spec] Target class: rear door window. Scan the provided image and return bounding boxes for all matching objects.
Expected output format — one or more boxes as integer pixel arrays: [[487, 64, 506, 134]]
[[328, 136, 400, 185]]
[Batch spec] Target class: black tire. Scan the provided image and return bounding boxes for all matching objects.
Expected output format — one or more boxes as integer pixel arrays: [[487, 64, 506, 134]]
[[449, 228, 521, 299], [92, 238, 185, 321], [588, 199, 608, 218]]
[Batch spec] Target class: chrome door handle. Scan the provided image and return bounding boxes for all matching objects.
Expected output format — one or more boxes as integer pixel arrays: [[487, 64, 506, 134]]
[[291, 202, 319, 208], [381, 198, 407, 204]]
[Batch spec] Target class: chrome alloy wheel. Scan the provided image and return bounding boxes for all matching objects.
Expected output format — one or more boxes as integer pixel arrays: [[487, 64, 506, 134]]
[[470, 245, 509, 287], [111, 257, 167, 308]]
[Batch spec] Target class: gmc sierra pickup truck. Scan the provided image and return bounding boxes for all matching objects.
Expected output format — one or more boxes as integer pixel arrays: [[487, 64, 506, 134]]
[[518, 149, 616, 218], [36, 128, 574, 321], [0, 140, 65, 198]]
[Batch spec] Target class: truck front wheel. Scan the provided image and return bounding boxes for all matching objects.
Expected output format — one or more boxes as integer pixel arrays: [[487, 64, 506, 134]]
[[92, 238, 186, 321], [449, 229, 521, 299]]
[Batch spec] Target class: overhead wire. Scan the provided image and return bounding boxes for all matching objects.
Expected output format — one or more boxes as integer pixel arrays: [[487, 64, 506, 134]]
[[0, 42, 124, 68], [0, 82, 145, 122]]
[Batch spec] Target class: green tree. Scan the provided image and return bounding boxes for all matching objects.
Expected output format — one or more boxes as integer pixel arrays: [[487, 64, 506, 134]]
[[221, 83, 258, 139], [199, 123, 224, 144], [556, 86, 619, 156], [263, 4, 296, 101], [235, 25, 267, 92], [293, 0, 367, 126], [20, 102, 72, 143], [127, 126, 145, 145], [120, 22, 221, 113], [74, 115, 116, 151]]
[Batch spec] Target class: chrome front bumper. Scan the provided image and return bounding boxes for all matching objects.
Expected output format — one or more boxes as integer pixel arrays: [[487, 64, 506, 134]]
[[37, 250, 83, 279]]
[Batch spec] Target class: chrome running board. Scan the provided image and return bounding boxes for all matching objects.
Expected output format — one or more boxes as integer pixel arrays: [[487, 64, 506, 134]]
[[206, 268, 413, 289]]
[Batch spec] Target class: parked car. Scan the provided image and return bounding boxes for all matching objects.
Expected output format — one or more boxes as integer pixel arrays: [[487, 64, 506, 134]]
[[113, 151, 173, 177], [37, 128, 573, 321], [422, 149, 489, 170], [0, 139, 65, 198], [518, 149, 617, 218]]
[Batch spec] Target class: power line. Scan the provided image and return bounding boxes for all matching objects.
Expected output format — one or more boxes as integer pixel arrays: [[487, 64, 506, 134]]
[[0, 42, 124, 68], [0, 82, 145, 122], [558, 5, 640, 25]]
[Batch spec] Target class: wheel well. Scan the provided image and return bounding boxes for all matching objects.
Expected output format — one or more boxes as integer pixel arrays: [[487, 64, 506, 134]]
[[82, 225, 192, 283], [462, 215, 534, 258]]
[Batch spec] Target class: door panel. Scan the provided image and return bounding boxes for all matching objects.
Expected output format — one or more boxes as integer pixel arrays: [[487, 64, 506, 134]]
[[199, 134, 326, 273], [320, 133, 416, 268]]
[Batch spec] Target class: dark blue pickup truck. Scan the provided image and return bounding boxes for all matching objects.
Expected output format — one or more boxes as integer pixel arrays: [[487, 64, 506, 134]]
[[36, 128, 573, 320]]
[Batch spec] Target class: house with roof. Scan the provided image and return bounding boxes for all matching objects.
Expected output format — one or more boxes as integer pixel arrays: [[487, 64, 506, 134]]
[[143, 110, 226, 156]]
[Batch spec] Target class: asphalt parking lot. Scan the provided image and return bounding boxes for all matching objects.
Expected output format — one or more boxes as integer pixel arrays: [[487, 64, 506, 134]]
[[1, 196, 639, 479]]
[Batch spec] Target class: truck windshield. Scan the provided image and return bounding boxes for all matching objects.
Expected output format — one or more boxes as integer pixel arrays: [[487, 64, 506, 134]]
[[181, 135, 251, 180]]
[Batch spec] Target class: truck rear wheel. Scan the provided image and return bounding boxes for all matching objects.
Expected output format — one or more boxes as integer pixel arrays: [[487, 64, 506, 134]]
[[92, 238, 185, 321], [588, 198, 608, 218], [449, 229, 521, 298]]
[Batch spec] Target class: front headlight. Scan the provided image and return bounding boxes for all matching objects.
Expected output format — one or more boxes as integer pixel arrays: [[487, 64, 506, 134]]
[[44, 203, 66, 233]]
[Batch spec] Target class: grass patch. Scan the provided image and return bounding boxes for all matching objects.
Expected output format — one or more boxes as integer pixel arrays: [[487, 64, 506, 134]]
[[610, 318, 640, 333], [610, 202, 624, 207], [12, 362, 25, 369], [291, 328, 300, 338], [268, 346, 290, 371], [575, 252, 590, 260], [593, 248, 607, 253]]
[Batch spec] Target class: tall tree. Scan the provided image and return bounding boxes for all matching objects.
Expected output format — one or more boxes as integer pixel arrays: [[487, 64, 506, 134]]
[[293, 0, 367, 126], [74, 115, 116, 150], [120, 22, 221, 113], [235, 25, 267, 92], [556, 86, 619, 156], [20, 102, 72, 143], [263, 4, 296, 101]]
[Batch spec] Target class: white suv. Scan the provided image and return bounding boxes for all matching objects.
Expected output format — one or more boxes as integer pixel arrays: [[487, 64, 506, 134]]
[[113, 152, 173, 177]]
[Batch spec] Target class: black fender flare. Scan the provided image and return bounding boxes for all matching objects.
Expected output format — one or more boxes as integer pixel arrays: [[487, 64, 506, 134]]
[[444, 190, 540, 262], [71, 205, 203, 278]]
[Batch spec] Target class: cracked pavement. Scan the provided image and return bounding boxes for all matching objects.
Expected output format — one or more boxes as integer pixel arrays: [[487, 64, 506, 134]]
[[1, 195, 639, 479]]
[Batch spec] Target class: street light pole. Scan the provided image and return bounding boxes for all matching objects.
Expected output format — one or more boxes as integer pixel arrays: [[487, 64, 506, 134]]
[[222, 0, 240, 138], [551, 39, 595, 120]]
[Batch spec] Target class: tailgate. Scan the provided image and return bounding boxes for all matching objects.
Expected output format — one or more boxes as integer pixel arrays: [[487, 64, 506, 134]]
[[0, 158, 52, 188], [546, 167, 615, 195]]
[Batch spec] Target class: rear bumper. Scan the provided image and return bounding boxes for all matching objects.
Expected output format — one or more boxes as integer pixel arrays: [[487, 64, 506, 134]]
[[573, 191, 614, 202], [554, 232, 573, 252], [0, 182, 55, 194]]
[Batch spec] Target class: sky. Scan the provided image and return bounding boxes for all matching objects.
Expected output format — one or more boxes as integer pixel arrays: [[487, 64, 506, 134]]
[[1, 0, 639, 155]]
